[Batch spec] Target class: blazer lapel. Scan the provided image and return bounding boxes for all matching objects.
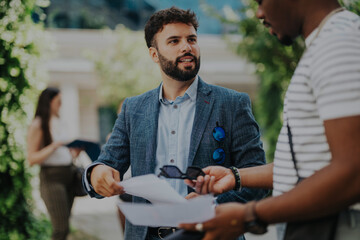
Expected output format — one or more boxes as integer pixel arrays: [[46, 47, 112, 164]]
[[188, 77, 214, 166], [143, 86, 161, 174]]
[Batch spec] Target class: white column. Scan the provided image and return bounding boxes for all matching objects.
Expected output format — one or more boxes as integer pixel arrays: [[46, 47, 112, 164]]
[[60, 83, 80, 139]]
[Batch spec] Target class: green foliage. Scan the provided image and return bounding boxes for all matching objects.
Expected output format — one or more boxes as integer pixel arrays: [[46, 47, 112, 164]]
[[209, 0, 303, 161], [231, 2, 304, 162], [89, 25, 161, 109], [207, 0, 360, 162], [0, 0, 53, 239], [340, 0, 360, 12]]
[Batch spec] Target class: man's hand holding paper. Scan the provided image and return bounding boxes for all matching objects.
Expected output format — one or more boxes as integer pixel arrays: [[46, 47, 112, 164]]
[[90, 164, 124, 197], [116, 174, 215, 227]]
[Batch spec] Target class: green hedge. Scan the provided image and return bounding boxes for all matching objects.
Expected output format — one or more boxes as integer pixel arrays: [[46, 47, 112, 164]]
[[232, 1, 303, 162], [0, 0, 52, 239]]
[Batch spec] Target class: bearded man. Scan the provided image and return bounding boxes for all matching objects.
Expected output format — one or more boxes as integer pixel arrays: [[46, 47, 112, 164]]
[[83, 7, 267, 240]]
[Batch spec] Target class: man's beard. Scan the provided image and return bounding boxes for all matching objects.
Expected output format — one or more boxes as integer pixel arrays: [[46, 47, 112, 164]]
[[279, 35, 293, 46], [267, 24, 294, 46], [272, 32, 293, 46], [158, 51, 200, 82]]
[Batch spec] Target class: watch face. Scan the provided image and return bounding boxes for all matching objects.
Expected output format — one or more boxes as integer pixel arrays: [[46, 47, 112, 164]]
[[245, 221, 268, 235]]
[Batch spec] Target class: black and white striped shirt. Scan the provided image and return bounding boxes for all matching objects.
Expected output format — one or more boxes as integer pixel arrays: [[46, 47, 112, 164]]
[[272, 10, 360, 210]]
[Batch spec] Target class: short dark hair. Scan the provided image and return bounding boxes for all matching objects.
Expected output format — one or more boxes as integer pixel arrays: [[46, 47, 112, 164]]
[[144, 6, 199, 48]]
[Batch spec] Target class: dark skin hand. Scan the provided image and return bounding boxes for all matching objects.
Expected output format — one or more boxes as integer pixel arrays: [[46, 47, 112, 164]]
[[181, 115, 360, 239], [184, 167, 235, 195], [184, 163, 273, 196], [180, 202, 247, 240]]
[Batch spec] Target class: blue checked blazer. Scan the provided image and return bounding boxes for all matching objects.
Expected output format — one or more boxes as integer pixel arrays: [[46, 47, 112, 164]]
[[84, 77, 267, 240]]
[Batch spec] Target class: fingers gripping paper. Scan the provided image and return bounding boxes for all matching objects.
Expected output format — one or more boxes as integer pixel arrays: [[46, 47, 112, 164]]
[[117, 174, 215, 227]]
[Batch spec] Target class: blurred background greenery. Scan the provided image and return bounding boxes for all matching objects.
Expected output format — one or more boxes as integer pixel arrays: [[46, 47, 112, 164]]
[[1, 0, 359, 239], [87, 25, 161, 110], [0, 0, 53, 239]]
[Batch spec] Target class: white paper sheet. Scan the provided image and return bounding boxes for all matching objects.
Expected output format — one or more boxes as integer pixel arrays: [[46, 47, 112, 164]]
[[117, 194, 215, 227], [119, 174, 186, 204]]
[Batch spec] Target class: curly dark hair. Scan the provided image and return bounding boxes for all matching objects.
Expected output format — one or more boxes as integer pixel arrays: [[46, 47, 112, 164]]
[[144, 6, 199, 48]]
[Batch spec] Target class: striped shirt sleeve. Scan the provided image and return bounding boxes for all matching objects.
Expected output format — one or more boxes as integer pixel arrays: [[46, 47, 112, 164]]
[[310, 32, 360, 120]]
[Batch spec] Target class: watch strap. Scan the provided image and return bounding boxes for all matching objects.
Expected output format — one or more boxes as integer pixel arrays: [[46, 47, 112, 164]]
[[244, 201, 268, 234]]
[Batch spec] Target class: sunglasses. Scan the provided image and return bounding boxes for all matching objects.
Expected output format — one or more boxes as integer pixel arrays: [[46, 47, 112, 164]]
[[158, 165, 205, 180], [213, 122, 225, 164]]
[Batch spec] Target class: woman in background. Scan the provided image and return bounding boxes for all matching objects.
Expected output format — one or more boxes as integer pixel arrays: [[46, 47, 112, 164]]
[[27, 87, 81, 240]]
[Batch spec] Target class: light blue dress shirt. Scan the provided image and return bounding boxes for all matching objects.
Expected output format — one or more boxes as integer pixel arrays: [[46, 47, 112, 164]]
[[155, 76, 198, 197]]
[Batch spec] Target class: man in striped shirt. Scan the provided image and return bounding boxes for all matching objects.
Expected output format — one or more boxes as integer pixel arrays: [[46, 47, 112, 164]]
[[180, 0, 360, 239]]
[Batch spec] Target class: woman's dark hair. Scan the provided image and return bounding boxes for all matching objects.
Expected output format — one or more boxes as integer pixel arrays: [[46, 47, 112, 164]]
[[34, 87, 60, 147], [144, 6, 199, 48]]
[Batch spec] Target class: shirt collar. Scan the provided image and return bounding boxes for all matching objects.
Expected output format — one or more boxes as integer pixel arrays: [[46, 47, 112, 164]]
[[159, 76, 198, 104], [305, 8, 344, 48], [305, 27, 318, 48]]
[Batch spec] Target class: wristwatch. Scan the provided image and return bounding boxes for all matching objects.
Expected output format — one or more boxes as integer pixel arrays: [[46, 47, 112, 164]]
[[243, 201, 268, 234]]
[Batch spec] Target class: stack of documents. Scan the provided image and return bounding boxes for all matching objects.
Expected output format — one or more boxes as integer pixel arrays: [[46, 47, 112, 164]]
[[117, 174, 215, 227]]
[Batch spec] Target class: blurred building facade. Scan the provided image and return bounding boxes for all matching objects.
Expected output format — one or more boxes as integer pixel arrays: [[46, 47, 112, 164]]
[[46, 29, 257, 144], [43, 0, 242, 34], [44, 1, 257, 144]]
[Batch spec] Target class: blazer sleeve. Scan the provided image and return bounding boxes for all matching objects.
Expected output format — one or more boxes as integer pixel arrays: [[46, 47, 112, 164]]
[[83, 98, 131, 198], [216, 93, 269, 203]]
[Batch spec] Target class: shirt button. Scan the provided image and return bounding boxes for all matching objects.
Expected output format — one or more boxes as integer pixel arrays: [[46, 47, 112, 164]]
[[171, 130, 176, 135], [170, 159, 175, 163], [173, 105, 178, 109]]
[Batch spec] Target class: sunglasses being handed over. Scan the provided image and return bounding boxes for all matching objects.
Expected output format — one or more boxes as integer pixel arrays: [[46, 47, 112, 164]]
[[158, 165, 205, 180]]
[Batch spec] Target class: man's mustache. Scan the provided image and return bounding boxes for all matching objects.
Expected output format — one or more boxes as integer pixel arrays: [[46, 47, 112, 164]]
[[176, 53, 196, 63]]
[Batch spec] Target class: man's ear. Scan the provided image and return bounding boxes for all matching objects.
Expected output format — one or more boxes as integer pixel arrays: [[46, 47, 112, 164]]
[[149, 47, 159, 63]]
